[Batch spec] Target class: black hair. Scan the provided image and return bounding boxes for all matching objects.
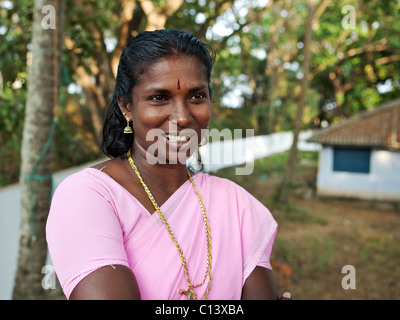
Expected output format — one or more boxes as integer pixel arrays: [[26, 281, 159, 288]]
[[101, 29, 216, 158]]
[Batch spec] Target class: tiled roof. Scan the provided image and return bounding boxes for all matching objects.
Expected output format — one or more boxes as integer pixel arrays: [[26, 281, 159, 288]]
[[307, 99, 400, 150]]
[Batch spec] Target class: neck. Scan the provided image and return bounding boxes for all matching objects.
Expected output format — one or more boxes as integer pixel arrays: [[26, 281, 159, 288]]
[[129, 148, 190, 193]]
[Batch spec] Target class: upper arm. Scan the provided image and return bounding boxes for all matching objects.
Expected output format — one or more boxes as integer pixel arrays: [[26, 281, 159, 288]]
[[241, 266, 278, 300], [70, 265, 141, 300], [46, 172, 132, 298]]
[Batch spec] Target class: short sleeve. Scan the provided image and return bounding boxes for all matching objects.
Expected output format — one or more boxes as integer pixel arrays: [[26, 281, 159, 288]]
[[46, 171, 130, 299], [234, 184, 278, 285]]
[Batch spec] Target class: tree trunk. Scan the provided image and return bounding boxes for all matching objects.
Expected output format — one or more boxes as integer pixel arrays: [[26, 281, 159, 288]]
[[75, 64, 107, 142], [139, 0, 185, 31], [278, 0, 314, 204], [13, 0, 64, 299]]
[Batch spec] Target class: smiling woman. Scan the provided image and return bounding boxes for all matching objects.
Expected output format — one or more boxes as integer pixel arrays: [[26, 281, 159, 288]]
[[101, 29, 215, 160], [46, 29, 281, 300], [121, 54, 211, 166]]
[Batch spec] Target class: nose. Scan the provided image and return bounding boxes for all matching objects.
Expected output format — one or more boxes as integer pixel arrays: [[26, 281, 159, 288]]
[[172, 100, 191, 128]]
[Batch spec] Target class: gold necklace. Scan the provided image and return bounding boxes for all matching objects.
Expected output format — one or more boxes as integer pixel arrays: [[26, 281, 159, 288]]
[[127, 150, 212, 300]]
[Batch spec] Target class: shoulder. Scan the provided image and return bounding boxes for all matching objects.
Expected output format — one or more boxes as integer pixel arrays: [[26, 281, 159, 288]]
[[55, 167, 106, 190], [196, 172, 263, 209], [55, 158, 124, 191], [199, 173, 274, 218], [48, 167, 121, 230], [90, 158, 116, 171], [198, 172, 251, 196], [196, 172, 239, 187], [51, 166, 119, 206]]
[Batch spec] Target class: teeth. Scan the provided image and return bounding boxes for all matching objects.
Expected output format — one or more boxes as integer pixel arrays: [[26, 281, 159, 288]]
[[166, 134, 190, 143]]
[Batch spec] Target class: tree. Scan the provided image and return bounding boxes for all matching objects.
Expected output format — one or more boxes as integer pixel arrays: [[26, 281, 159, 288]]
[[13, 0, 64, 299], [310, 0, 400, 124], [278, 0, 314, 203], [140, 0, 185, 31]]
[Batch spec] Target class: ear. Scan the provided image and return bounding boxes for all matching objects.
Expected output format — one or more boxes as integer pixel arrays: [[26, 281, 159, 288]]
[[117, 97, 132, 119]]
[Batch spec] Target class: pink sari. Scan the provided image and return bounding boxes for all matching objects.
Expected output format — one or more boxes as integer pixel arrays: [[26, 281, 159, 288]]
[[46, 168, 278, 299]]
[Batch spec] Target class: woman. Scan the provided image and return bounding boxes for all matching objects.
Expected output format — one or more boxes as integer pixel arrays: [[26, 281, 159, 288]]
[[46, 29, 280, 300]]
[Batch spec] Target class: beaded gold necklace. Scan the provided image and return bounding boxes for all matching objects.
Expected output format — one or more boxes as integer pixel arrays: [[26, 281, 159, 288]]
[[127, 150, 212, 300]]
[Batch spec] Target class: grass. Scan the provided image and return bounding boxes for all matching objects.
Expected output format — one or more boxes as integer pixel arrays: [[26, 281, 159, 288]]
[[213, 150, 400, 299]]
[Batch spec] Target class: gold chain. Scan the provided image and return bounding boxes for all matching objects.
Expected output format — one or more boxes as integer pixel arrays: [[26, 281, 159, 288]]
[[127, 150, 212, 300]]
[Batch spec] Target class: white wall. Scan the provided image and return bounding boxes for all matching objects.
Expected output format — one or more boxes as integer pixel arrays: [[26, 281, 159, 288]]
[[199, 130, 320, 173], [317, 147, 400, 201]]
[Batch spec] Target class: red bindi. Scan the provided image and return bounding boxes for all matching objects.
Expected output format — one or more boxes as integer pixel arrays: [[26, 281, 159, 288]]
[[177, 79, 181, 90]]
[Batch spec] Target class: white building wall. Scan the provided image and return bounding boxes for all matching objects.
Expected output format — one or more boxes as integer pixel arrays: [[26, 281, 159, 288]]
[[317, 147, 400, 201]]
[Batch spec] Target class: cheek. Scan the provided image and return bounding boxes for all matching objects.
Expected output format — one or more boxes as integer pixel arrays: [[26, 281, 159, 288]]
[[193, 104, 212, 127], [134, 108, 167, 129]]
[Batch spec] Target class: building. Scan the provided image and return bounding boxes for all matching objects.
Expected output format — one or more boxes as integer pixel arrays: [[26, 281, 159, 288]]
[[308, 99, 400, 201]]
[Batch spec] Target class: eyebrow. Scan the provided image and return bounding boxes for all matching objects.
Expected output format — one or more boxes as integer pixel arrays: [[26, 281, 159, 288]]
[[145, 84, 208, 94], [188, 85, 208, 94]]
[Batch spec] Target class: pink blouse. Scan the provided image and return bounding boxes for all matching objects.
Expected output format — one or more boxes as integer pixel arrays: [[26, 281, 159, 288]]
[[46, 169, 278, 299]]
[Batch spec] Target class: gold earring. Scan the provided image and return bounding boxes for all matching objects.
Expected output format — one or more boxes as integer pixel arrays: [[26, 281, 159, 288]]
[[123, 114, 133, 134]]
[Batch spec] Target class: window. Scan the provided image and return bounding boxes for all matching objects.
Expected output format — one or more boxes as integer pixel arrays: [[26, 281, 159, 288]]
[[333, 147, 371, 173]]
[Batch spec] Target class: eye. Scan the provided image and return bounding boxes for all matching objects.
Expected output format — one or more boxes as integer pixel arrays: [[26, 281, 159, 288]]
[[147, 95, 170, 105], [189, 92, 207, 101], [149, 95, 168, 101]]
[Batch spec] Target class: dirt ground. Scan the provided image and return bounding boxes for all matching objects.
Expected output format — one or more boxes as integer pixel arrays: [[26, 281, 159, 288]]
[[273, 196, 400, 300], [217, 158, 400, 300]]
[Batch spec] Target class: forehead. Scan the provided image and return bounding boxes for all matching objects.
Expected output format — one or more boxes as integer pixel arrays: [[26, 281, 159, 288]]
[[137, 55, 209, 88]]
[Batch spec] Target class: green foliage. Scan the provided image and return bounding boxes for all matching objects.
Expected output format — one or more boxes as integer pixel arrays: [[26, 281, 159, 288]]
[[310, 0, 400, 121]]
